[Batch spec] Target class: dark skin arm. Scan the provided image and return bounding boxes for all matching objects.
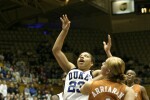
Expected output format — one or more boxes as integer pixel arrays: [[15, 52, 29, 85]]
[[141, 86, 149, 100], [52, 15, 75, 73]]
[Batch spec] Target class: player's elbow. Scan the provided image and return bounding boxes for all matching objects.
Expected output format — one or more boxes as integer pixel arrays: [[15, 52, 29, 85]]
[[52, 46, 59, 54]]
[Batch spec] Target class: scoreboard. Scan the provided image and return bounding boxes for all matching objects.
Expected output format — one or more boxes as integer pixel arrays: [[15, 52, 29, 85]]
[[135, 0, 150, 14], [111, 0, 135, 14], [111, 0, 150, 14]]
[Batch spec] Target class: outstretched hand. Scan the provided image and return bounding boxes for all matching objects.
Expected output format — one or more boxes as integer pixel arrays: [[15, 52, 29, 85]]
[[60, 14, 71, 31], [103, 35, 111, 52]]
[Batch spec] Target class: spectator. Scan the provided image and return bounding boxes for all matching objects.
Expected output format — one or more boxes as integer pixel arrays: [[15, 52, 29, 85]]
[[13, 83, 20, 95], [1, 80, 7, 98], [0, 93, 4, 100], [21, 74, 29, 84], [29, 84, 37, 97], [24, 84, 30, 97], [12, 68, 21, 83], [7, 82, 16, 95]]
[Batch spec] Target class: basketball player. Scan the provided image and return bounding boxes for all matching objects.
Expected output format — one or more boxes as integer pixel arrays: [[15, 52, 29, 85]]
[[126, 70, 149, 100], [80, 57, 135, 100], [52, 14, 112, 100], [51, 72, 67, 100]]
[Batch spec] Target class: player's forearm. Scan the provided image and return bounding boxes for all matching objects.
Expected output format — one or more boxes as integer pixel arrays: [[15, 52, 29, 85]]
[[52, 29, 69, 52], [106, 50, 112, 58]]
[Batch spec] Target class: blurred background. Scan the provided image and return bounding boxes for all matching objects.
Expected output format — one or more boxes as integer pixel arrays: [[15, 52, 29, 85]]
[[0, 0, 149, 99]]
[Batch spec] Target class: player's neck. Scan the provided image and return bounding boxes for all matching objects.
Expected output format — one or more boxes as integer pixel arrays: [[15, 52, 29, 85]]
[[79, 68, 89, 72], [127, 82, 135, 87]]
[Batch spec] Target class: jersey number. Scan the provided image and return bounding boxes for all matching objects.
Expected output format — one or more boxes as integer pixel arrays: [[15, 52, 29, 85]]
[[68, 81, 85, 93]]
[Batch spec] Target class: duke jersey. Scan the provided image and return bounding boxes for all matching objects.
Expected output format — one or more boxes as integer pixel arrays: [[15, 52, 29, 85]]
[[131, 84, 142, 100], [89, 80, 127, 100], [63, 68, 93, 100]]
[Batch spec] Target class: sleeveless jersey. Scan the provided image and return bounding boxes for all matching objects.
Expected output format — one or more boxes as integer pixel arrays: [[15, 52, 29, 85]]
[[131, 84, 142, 100], [89, 80, 127, 100], [57, 92, 63, 100], [63, 68, 93, 100]]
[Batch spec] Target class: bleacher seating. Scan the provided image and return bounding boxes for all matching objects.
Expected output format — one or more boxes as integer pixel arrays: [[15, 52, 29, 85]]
[[0, 28, 149, 97]]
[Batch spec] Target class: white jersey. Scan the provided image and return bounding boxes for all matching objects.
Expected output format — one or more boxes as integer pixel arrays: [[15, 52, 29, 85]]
[[63, 68, 93, 100], [57, 92, 63, 100]]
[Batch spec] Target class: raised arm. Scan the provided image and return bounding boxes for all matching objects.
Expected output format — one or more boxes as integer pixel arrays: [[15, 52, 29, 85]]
[[103, 35, 112, 57], [141, 86, 149, 100], [52, 15, 75, 72], [92, 35, 112, 79]]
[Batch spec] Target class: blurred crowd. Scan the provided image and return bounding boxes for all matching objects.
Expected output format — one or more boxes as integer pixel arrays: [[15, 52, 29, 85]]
[[0, 40, 149, 99]]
